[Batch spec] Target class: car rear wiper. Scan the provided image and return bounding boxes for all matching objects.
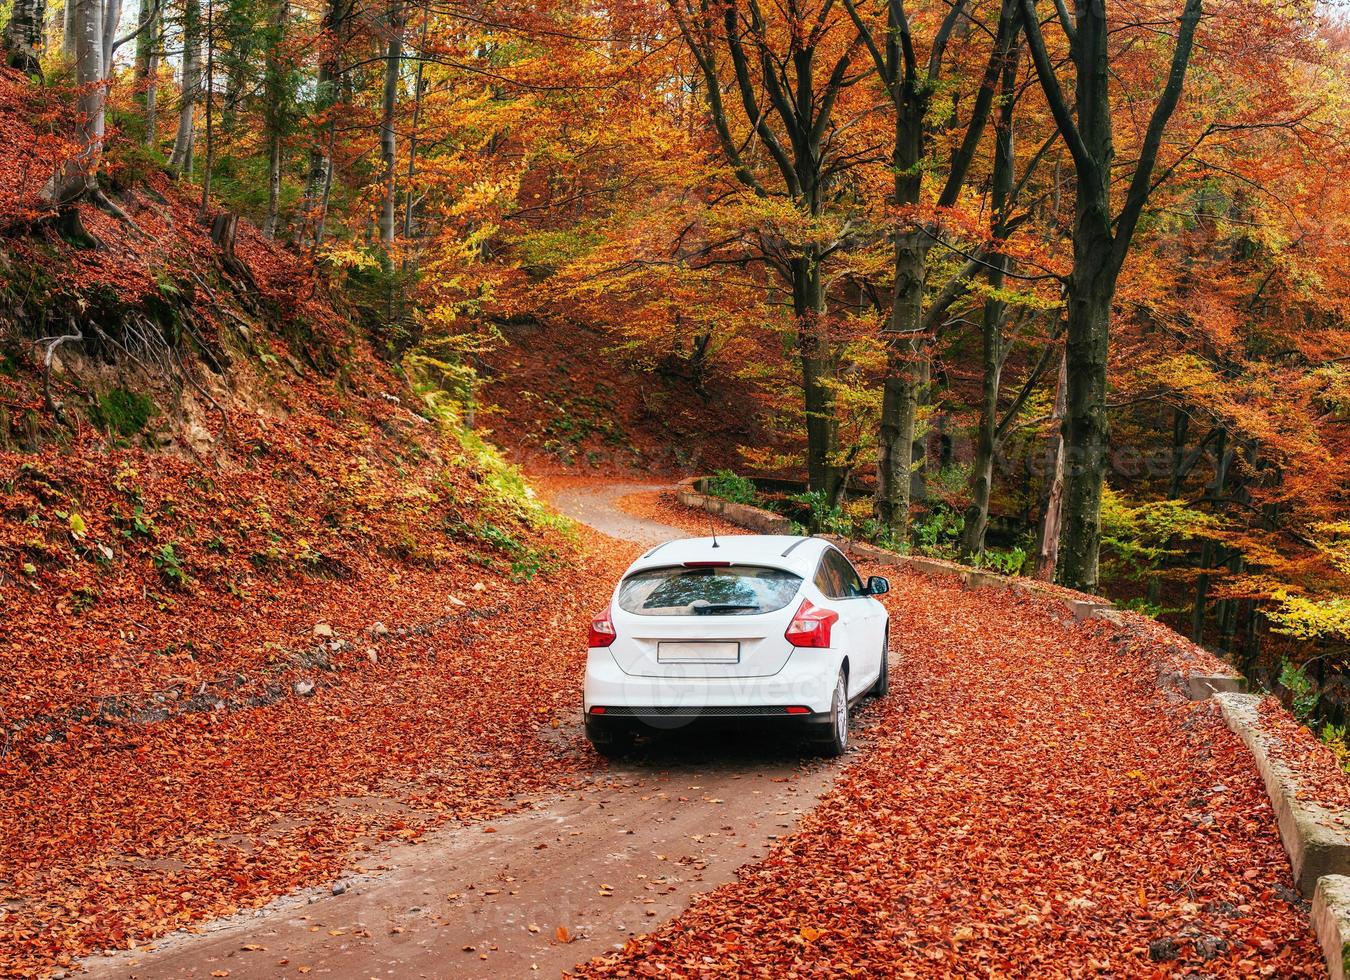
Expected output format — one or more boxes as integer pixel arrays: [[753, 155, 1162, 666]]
[[690, 603, 760, 615]]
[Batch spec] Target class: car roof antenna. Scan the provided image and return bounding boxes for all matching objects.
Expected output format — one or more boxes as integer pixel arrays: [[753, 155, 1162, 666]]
[[711, 515, 719, 548]]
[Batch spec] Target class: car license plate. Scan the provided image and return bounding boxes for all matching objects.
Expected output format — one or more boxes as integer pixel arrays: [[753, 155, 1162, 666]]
[[657, 641, 740, 664]]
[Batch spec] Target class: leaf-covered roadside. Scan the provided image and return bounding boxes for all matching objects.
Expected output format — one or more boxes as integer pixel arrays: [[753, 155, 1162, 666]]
[[577, 500, 1325, 976], [1, 514, 631, 977]]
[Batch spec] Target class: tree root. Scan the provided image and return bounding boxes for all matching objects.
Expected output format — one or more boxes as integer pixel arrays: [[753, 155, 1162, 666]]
[[34, 320, 84, 428], [89, 188, 148, 239]]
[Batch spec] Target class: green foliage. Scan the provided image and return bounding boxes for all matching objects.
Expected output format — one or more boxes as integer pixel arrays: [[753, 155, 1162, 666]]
[[117, 504, 156, 540], [512, 229, 602, 275], [510, 386, 626, 464], [468, 520, 557, 581], [1279, 659, 1319, 723], [153, 543, 190, 588], [912, 505, 965, 558], [789, 489, 851, 535], [976, 546, 1028, 577], [1268, 592, 1350, 642], [1121, 596, 1165, 618], [705, 470, 758, 506], [1321, 724, 1350, 776], [89, 388, 157, 438], [414, 374, 575, 543], [925, 465, 972, 504], [850, 516, 905, 553], [207, 153, 302, 219], [104, 114, 171, 186], [1100, 487, 1221, 578]]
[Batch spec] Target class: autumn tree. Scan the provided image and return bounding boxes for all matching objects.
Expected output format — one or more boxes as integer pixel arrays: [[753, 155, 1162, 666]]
[[169, 0, 204, 175], [667, 0, 863, 501], [840, 0, 1029, 537], [1019, 0, 1203, 591]]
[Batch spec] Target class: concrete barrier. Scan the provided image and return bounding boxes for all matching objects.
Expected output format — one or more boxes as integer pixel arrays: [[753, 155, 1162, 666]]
[[1182, 673, 1248, 699], [1215, 693, 1350, 895], [1314, 876, 1350, 980], [674, 487, 796, 535]]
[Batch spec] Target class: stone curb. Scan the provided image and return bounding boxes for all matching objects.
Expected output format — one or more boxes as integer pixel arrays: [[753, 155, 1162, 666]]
[[1314, 875, 1350, 980], [674, 487, 796, 535], [1180, 673, 1248, 699], [1215, 692, 1350, 895]]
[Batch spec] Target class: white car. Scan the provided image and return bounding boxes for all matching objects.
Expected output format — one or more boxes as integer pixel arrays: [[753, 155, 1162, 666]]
[[583, 535, 891, 757]]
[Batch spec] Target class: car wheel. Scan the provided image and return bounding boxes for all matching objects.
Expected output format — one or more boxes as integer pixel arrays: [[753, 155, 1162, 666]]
[[820, 668, 849, 757], [870, 632, 890, 698], [585, 722, 634, 759]]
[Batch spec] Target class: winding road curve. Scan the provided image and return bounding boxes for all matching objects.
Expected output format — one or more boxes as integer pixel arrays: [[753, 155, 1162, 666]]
[[83, 483, 853, 979]]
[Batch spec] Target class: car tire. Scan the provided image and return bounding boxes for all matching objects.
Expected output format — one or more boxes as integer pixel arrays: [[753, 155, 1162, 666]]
[[870, 633, 890, 698], [820, 668, 850, 757], [586, 722, 634, 759]]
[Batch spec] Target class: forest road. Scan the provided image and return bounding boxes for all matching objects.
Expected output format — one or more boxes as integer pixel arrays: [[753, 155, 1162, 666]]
[[82, 480, 854, 979]]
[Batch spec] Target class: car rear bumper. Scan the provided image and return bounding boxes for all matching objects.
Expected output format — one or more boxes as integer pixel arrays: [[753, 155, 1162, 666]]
[[585, 704, 833, 731], [582, 647, 842, 727]]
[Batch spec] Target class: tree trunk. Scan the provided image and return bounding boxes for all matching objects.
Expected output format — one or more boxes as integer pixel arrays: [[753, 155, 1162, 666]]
[[1191, 539, 1212, 644], [1192, 429, 1231, 642], [298, 0, 343, 243], [99, 0, 119, 70], [1053, 256, 1113, 591], [960, 42, 1018, 559], [1021, 0, 1201, 593], [795, 253, 842, 502], [961, 298, 1004, 559], [873, 91, 928, 537], [910, 353, 931, 505], [1218, 552, 1243, 653], [45, 0, 103, 205], [401, 8, 427, 239], [377, 0, 403, 245], [198, 0, 213, 214], [1034, 346, 1068, 580], [168, 0, 201, 176], [3, 0, 46, 74], [260, 0, 287, 238], [221, 29, 253, 139], [62, 0, 76, 59], [260, 129, 282, 238], [134, 0, 159, 146]]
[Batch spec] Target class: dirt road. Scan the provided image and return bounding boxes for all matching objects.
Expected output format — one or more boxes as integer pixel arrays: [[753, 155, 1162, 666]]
[[82, 482, 852, 979]]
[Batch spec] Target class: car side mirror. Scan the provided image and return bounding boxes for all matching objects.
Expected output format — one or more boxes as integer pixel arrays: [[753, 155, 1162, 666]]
[[866, 576, 890, 596]]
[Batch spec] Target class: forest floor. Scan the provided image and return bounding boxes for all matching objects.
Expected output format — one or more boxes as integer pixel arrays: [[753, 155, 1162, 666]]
[[71, 481, 1327, 979]]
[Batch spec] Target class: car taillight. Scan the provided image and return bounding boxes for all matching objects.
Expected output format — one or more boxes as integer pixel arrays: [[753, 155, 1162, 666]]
[[785, 599, 837, 648], [589, 607, 617, 648]]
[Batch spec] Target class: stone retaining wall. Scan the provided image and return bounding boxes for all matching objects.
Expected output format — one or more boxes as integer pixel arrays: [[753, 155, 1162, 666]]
[[674, 479, 795, 535], [1314, 876, 1350, 980], [1215, 694, 1350, 895]]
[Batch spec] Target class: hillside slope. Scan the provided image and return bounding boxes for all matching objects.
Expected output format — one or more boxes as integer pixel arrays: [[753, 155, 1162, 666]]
[[478, 315, 767, 476]]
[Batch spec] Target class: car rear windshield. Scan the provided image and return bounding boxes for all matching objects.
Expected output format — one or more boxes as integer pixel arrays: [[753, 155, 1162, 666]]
[[617, 565, 803, 616]]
